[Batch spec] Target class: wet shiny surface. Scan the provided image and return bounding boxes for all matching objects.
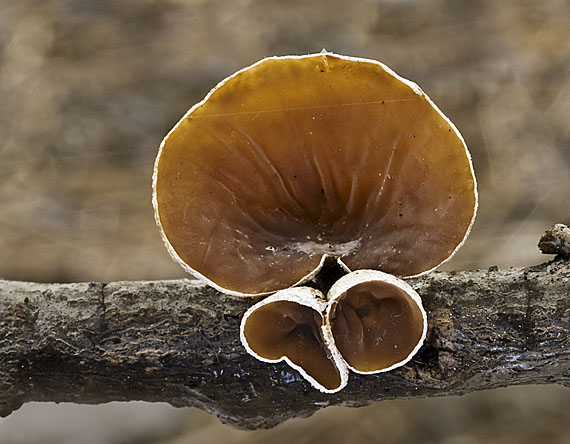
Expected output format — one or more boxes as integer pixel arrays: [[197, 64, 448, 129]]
[[243, 300, 342, 391], [155, 54, 476, 294], [329, 280, 424, 372]]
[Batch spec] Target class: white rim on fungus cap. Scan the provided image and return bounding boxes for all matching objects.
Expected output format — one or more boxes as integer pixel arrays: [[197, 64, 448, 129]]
[[153, 51, 478, 297], [240, 287, 349, 393], [324, 269, 427, 374]]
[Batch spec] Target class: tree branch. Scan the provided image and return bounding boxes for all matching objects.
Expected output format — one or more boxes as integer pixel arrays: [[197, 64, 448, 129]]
[[1, 257, 569, 429]]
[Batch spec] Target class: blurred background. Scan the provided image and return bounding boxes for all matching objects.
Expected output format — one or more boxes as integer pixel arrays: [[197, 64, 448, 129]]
[[0, 0, 569, 442]]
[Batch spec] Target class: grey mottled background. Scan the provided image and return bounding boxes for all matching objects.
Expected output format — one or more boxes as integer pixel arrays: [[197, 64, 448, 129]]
[[1, 0, 569, 443]]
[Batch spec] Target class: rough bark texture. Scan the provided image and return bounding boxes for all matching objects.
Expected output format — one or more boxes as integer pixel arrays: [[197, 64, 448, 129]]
[[1, 257, 569, 429]]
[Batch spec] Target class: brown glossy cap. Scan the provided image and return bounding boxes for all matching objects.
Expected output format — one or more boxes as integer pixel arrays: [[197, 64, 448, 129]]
[[325, 270, 427, 373], [240, 287, 349, 393], [153, 52, 477, 296]]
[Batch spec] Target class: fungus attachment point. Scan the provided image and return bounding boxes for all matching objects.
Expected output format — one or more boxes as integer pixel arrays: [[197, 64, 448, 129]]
[[240, 288, 349, 393], [325, 270, 426, 373], [240, 271, 425, 391], [153, 52, 477, 297]]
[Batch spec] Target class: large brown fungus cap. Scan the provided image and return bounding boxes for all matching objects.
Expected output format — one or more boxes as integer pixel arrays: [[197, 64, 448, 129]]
[[153, 51, 477, 296]]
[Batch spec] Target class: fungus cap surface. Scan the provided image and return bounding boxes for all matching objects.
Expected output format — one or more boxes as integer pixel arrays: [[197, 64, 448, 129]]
[[153, 52, 477, 296], [240, 287, 349, 393], [325, 269, 427, 374]]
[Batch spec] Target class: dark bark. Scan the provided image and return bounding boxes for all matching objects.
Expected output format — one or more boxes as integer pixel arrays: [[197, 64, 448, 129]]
[[0, 257, 569, 429]]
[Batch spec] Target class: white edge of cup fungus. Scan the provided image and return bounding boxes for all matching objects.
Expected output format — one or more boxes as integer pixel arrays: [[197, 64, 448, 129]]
[[324, 269, 428, 375], [240, 286, 349, 394], [152, 50, 478, 297]]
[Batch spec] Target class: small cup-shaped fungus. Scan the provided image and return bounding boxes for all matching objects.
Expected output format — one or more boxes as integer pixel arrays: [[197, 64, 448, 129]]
[[153, 51, 477, 297], [324, 270, 426, 374], [240, 287, 349, 393]]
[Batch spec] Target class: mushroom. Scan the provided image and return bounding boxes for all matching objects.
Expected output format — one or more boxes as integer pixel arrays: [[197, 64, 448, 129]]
[[153, 51, 477, 392], [324, 270, 426, 374], [152, 51, 477, 297], [241, 270, 426, 393], [240, 287, 349, 393]]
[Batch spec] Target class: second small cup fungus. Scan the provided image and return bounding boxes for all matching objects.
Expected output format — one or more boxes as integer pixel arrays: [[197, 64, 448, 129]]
[[325, 270, 426, 376], [153, 51, 477, 393]]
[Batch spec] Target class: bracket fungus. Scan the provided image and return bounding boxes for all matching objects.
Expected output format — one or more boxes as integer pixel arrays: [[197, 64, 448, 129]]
[[153, 52, 477, 392]]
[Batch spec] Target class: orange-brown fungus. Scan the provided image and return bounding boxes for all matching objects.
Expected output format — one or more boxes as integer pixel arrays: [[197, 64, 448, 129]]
[[154, 53, 476, 295], [329, 280, 424, 372], [242, 300, 342, 391]]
